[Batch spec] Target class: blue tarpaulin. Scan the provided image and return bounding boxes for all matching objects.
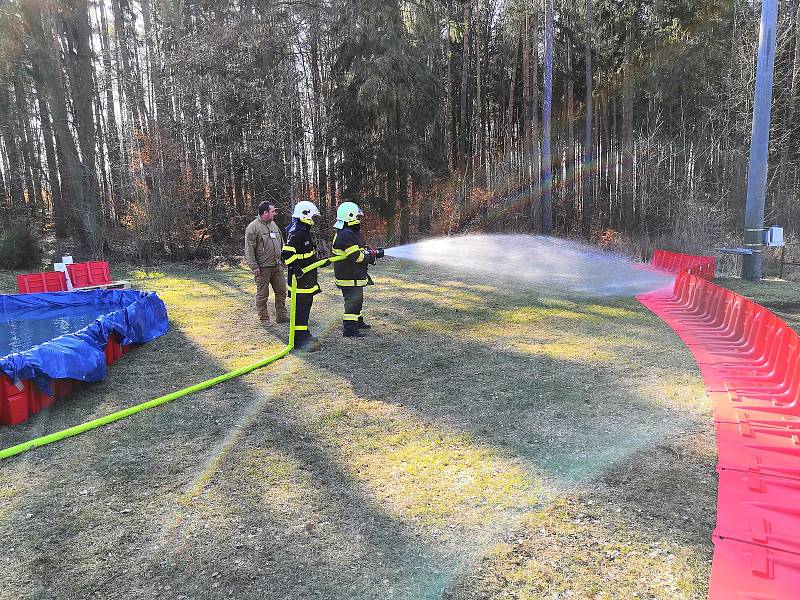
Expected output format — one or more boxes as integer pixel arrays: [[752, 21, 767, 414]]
[[0, 289, 168, 395]]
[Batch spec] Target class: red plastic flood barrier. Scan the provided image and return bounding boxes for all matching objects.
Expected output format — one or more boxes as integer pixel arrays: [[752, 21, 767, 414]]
[[715, 468, 800, 556], [638, 271, 800, 598], [649, 249, 716, 280], [16, 271, 68, 294], [66, 261, 112, 288], [709, 535, 800, 599]]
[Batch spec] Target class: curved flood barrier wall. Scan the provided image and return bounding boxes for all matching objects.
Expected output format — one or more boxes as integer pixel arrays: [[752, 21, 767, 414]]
[[639, 267, 800, 598], [638, 249, 716, 280], [0, 290, 168, 425]]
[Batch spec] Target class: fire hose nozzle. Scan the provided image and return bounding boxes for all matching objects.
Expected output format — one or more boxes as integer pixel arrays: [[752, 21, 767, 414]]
[[375, 247, 385, 259]]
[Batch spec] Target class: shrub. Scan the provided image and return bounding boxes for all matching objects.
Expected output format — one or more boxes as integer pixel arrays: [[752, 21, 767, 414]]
[[0, 222, 43, 270]]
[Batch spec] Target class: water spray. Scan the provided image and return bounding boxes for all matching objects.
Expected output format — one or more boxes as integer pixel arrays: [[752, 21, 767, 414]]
[[384, 234, 673, 297]]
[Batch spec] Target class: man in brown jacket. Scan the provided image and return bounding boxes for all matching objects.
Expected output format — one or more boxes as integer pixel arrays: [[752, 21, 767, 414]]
[[244, 201, 288, 325]]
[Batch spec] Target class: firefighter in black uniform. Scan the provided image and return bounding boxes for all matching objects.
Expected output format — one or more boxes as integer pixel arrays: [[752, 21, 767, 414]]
[[282, 201, 322, 352], [332, 201, 383, 337]]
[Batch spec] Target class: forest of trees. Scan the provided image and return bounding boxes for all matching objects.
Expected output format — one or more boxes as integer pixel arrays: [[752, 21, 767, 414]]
[[0, 0, 798, 260]]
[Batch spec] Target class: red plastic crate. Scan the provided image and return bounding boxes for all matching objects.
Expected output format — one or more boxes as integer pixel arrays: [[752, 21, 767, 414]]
[[105, 335, 123, 366], [0, 375, 30, 425], [16, 271, 68, 294], [1, 343, 128, 426], [66, 261, 112, 288]]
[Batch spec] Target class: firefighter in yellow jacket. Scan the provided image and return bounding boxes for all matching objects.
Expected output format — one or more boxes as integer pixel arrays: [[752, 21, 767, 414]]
[[332, 202, 383, 337], [281, 201, 322, 352]]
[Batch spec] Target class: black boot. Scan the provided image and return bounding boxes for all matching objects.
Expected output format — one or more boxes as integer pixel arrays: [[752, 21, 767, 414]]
[[294, 330, 321, 352], [357, 316, 371, 329], [343, 321, 365, 338]]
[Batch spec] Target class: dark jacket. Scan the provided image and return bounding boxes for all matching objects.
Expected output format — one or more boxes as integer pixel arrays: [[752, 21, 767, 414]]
[[282, 219, 319, 295], [332, 225, 375, 288]]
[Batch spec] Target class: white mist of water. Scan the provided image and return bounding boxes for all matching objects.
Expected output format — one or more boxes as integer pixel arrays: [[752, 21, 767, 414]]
[[384, 234, 674, 297]]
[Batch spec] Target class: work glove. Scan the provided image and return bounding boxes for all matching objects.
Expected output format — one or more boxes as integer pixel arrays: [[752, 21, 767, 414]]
[[364, 249, 376, 265]]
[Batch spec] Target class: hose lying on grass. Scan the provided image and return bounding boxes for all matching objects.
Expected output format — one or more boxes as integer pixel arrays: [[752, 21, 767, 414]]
[[0, 256, 346, 461]]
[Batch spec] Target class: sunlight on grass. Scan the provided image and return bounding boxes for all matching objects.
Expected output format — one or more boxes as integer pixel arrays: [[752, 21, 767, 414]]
[[128, 270, 285, 368], [277, 384, 545, 529], [227, 448, 319, 512], [638, 374, 710, 414], [472, 497, 707, 599], [379, 279, 484, 310], [585, 304, 642, 319], [512, 340, 615, 362], [0, 477, 19, 520], [103, 263, 711, 595], [499, 306, 601, 324]]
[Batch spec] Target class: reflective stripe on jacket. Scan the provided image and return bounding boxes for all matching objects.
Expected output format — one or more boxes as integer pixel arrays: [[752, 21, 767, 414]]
[[332, 225, 374, 288], [282, 219, 320, 295]]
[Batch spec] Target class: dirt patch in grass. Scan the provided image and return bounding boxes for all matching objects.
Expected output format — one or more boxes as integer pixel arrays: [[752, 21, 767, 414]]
[[2, 260, 778, 599]]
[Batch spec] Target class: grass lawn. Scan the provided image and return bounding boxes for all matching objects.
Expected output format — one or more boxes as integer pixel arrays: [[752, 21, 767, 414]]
[[1, 260, 796, 599]]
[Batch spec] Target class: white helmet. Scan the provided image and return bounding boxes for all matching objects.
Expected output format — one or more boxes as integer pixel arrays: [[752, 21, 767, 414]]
[[292, 200, 320, 222], [334, 201, 363, 229]]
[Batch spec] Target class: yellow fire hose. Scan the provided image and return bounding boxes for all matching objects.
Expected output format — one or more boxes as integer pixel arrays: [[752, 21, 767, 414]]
[[0, 256, 346, 461]]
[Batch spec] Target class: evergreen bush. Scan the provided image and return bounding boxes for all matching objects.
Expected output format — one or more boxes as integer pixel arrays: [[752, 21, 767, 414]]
[[0, 222, 43, 270]]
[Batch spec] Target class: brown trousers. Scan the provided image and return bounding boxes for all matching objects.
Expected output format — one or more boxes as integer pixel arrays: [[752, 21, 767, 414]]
[[255, 265, 288, 321]]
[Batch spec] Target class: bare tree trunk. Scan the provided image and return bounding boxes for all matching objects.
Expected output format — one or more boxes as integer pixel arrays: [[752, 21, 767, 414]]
[[776, 1, 800, 220], [61, 0, 98, 180], [310, 15, 328, 215], [0, 84, 25, 212], [22, 0, 101, 246], [111, 0, 145, 135], [0, 143, 7, 218], [542, 0, 554, 235], [526, 10, 541, 225], [504, 32, 519, 157], [399, 162, 410, 242], [12, 73, 44, 217], [523, 12, 531, 178], [475, 0, 483, 176], [460, 0, 471, 169], [98, 0, 125, 221], [565, 39, 575, 232], [34, 76, 63, 227], [444, 0, 455, 170], [582, 0, 593, 239], [622, 23, 635, 232]]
